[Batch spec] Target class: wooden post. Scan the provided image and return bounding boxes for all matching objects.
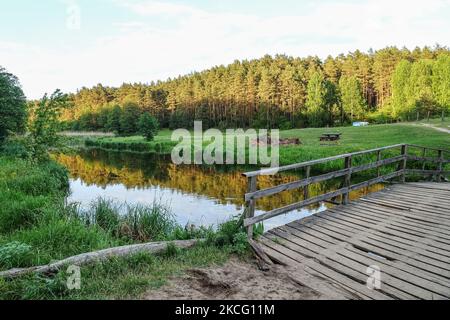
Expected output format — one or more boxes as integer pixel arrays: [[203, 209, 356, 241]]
[[246, 176, 257, 239], [422, 148, 427, 171], [400, 144, 408, 183], [303, 166, 311, 200], [437, 150, 443, 182], [342, 156, 352, 205], [376, 150, 382, 177]]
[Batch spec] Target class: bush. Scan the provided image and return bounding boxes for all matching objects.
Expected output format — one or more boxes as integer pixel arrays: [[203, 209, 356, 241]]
[[0, 241, 33, 269], [0, 191, 50, 233], [0, 139, 30, 159], [138, 113, 159, 141]]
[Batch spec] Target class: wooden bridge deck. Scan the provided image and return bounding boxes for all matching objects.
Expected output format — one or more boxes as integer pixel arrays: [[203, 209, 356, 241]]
[[257, 182, 450, 300]]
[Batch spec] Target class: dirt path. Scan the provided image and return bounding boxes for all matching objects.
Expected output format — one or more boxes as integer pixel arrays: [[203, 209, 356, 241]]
[[419, 123, 450, 134], [143, 258, 338, 300]]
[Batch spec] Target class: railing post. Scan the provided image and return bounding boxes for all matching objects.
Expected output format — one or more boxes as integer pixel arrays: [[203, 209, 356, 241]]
[[376, 150, 382, 177], [400, 144, 408, 183], [303, 165, 311, 200], [422, 148, 427, 171], [246, 176, 257, 239], [437, 150, 443, 182], [342, 156, 352, 205]]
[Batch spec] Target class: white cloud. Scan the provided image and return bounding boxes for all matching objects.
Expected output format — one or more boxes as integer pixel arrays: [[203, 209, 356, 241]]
[[1, 0, 449, 99]]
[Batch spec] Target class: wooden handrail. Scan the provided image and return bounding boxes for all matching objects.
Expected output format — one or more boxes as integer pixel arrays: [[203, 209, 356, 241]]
[[242, 144, 404, 177], [242, 143, 449, 238]]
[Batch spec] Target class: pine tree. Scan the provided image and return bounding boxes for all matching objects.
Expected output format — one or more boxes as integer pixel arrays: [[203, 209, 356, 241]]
[[339, 76, 366, 122], [305, 71, 328, 127]]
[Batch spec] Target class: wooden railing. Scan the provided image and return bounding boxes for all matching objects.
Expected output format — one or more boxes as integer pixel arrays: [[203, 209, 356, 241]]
[[242, 144, 450, 238]]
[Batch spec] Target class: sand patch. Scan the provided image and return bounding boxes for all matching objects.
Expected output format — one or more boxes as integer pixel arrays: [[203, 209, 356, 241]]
[[143, 258, 329, 300]]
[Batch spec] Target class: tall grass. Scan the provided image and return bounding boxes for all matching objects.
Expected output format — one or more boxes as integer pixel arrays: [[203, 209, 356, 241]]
[[73, 198, 181, 242]]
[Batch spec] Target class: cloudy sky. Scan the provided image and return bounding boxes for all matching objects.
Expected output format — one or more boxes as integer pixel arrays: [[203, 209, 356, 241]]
[[1, 0, 449, 99]]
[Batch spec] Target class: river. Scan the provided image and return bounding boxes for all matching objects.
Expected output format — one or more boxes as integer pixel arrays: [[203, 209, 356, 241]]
[[54, 148, 383, 230]]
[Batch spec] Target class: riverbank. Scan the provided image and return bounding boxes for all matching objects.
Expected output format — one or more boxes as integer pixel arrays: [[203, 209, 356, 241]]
[[0, 144, 251, 299], [81, 123, 449, 173]]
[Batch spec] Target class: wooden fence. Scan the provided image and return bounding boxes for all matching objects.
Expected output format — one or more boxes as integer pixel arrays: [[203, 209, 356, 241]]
[[242, 144, 450, 238]]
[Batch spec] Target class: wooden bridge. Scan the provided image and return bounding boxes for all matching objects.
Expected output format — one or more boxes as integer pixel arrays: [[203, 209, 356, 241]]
[[242, 144, 450, 300]]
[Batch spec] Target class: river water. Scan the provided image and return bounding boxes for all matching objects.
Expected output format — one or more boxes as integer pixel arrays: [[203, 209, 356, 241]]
[[54, 149, 383, 230]]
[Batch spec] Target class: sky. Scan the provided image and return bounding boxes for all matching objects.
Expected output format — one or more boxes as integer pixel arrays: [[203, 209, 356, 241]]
[[1, 0, 449, 99]]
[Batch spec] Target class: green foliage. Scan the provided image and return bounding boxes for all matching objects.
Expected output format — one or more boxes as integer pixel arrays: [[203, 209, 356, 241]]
[[391, 54, 449, 120], [28, 90, 69, 160], [0, 66, 27, 143], [339, 75, 367, 122], [106, 105, 122, 133], [119, 102, 141, 135], [0, 242, 33, 269], [138, 112, 159, 141], [305, 72, 336, 127], [57, 46, 450, 131]]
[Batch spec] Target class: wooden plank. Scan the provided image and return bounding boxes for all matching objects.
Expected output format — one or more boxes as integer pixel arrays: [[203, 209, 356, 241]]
[[370, 194, 450, 218], [295, 214, 450, 277], [289, 213, 450, 260], [259, 236, 393, 300], [267, 228, 433, 299], [278, 225, 449, 298], [361, 197, 450, 224], [323, 204, 450, 247], [328, 206, 450, 253], [322, 209, 450, 263], [286, 221, 450, 288], [405, 182, 450, 191], [330, 205, 450, 244], [352, 202, 450, 234]]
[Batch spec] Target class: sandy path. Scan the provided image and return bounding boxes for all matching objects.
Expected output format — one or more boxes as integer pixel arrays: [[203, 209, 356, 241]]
[[419, 123, 450, 134], [143, 258, 336, 300]]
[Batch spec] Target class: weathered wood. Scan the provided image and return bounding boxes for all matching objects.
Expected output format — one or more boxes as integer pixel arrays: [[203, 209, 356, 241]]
[[242, 144, 448, 238], [407, 155, 450, 163], [242, 144, 405, 177], [438, 150, 444, 182], [244, 170, 404, 228], [400, 144, 408, 183], [377, 150, 382, 177], [303, 165, 311, 200], [342, 156, 352, 204], [256, 183, 450, 300], [245, 176, 257, 238], [0, 239, 201, 279], [245, 156, 403, 201]]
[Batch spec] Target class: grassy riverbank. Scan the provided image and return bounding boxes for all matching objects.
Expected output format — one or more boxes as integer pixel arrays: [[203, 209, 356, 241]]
[[0, 144, 250, 299], [83, 123, 449, 172]]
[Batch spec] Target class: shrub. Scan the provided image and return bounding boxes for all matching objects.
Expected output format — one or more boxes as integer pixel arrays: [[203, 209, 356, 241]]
[[0, 241, 33, 269], [138, 113, 159, 141], [0, 191, 50, 233]]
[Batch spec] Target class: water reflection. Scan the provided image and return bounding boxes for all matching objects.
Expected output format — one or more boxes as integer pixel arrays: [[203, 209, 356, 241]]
[[54, 149, 384, 230]]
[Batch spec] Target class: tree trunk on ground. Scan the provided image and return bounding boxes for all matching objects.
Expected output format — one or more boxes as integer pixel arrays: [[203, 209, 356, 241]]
[[0, 239, 201, 279]]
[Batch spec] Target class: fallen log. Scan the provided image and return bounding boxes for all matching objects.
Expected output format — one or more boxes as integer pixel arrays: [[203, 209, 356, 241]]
[[0, 239, 202, 279]]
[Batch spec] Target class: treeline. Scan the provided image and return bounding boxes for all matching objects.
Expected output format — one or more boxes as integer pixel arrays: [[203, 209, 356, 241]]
[[58, 45, 450, 131]]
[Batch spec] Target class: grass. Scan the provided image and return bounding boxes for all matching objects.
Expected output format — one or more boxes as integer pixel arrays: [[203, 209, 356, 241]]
[[0, 142, 252, 300], [410, 117, 450, 130], [83, 123, 449, 173], [0, 244, 233, 300]]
